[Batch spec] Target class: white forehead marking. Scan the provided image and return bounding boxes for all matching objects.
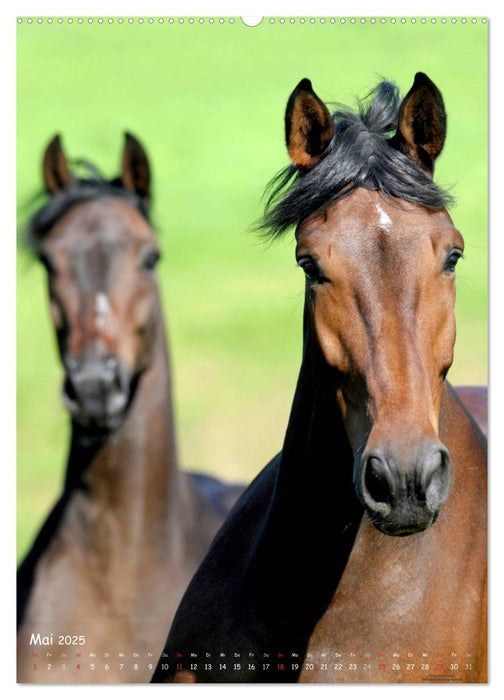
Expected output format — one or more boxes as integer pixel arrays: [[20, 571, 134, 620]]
[[376, 203, 392, 230], [94, 292, 110, 330]]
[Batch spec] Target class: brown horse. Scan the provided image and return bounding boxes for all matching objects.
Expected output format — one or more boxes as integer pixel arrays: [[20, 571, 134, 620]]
[[456, 386, 487, 437], [17, 134, 242, 683], [152, 73, 486, 683]]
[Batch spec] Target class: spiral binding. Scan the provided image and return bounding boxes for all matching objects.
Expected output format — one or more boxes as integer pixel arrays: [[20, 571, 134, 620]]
[[16, 17, 488, 25]]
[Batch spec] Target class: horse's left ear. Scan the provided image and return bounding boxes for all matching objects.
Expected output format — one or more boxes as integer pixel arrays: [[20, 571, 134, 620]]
[[121, 132, 151, 200], [389, 72, 446, 175], [285, 78, 334, 169]]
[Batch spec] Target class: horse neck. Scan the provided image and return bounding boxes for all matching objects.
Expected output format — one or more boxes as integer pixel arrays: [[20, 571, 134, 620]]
[[274, 308, 356, 512], [64, 306, 187, 551], [251, 306, 363, 637], [439, 382, 487, 523]]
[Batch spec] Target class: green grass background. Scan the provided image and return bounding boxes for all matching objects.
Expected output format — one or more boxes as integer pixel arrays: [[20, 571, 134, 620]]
[[17, 17, 487, 562]]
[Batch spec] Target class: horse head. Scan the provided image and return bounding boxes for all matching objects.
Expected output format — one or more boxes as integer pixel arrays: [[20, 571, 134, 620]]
[[267, 73, 460, 536], [30, 134, 162, 436]]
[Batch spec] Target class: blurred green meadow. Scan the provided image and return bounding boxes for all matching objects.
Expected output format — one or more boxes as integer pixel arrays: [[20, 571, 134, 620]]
[[17, 17, 487, 562]]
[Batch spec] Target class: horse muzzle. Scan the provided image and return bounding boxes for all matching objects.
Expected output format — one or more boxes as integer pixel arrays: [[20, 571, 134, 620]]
[[357, 441, 452, 536], [62, 355, 131, 434]]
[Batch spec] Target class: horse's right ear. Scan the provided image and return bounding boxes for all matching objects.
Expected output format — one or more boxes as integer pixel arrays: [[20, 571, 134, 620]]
[[43, 135, 74, 195], [285, 78, 334, 169], [121, 132, 150, 201]]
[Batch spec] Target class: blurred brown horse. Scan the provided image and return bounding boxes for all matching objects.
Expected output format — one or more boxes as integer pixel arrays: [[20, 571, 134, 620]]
[[456, 386, 487, 436], [17, 134, 242, 683], [153, 73, 486, 683]]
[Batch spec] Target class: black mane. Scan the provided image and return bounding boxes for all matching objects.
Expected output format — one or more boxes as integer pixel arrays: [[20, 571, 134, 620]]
[[24, 165, 150, 252], [260, 80, 453, 238]]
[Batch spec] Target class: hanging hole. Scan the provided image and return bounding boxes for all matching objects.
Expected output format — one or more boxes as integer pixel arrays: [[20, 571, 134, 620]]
[[241, 17, 263, 27]]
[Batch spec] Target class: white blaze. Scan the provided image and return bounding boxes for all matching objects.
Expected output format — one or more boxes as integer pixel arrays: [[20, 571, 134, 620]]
[[376, 203, 392, 231], [94, 292, 110, 330]]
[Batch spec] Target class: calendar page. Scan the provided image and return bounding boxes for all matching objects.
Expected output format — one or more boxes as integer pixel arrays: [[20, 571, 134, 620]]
[[16, 12, 488, 684]]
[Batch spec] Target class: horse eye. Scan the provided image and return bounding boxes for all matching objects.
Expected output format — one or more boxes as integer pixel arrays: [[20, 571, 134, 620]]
[[142, 249, 161, 271], [444, 249, 464, 274], [297, 257, 327, 284], [38, 252, 55, 275]]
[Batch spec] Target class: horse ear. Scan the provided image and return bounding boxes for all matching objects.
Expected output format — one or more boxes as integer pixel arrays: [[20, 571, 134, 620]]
[[121, 132, 150, 200], [389, 72, 446, 174], [285, 78, 334, 169], [43, 135, 74, 195]]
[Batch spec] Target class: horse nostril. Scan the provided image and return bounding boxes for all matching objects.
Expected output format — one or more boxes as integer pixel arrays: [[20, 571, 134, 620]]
[[102, 358, 126, 393], [420, 447, 451, 511], [362, 455, 393, 514], [365, 458, 390, 505], [105, 356, 118, 372], [63, 374, 78, 403]]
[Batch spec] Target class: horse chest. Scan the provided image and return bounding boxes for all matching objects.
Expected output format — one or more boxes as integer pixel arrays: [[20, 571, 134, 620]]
[[299, 513, 486, 683]]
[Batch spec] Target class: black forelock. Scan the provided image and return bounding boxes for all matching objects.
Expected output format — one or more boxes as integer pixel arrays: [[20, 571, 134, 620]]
[[258, 80, 453, 238], [23, 163, 150, 253]]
